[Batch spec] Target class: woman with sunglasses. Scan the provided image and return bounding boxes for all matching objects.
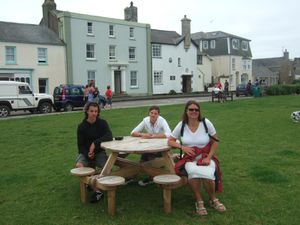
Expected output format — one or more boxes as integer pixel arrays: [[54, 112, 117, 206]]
[[168, 100, 226, 215]]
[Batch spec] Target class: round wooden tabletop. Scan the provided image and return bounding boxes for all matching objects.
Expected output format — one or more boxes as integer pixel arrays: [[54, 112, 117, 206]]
[[101, 136, 171, 154]]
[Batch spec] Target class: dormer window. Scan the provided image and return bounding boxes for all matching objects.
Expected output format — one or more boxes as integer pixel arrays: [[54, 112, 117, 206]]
[[232, 39, 240, 50], [242, 41, 248, 51], [210, 40, 216, 49], [203, 41, 209, 50]]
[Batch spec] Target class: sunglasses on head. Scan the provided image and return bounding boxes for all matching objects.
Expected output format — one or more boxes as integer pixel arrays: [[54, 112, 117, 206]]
[[187, 108, 199, 112]]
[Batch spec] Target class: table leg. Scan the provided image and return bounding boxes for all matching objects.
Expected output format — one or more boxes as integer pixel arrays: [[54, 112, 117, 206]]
[[100, 152, 118, 176], [161, 151, 175, 174]]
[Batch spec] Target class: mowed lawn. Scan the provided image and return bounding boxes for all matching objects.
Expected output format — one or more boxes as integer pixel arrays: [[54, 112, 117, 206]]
[[0, 95, 299, 225]]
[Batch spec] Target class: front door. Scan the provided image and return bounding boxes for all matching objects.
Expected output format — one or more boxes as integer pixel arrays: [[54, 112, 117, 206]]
[[182, 75, 192, 93], [114, 70, 121, 95]]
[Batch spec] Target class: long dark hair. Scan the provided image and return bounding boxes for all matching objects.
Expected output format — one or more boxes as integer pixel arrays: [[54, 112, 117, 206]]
[[182, 100, 202, 124], [84, 102, 100, 119]]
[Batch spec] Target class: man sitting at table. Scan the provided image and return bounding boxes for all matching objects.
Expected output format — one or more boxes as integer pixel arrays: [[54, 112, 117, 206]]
[[76, 102, 113, 203], [131, 105, 171, 186]]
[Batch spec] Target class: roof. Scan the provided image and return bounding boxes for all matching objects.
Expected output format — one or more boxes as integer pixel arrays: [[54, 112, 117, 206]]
[[191, 31, 251, 41], [0, 21, 64, 46], [252, 62, 278, 78], [151, 29, 182, 45]]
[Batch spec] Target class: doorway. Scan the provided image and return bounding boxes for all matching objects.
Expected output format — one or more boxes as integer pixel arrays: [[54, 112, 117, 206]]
[[114, 70, 121, 94], [182, 75, 192, 93]]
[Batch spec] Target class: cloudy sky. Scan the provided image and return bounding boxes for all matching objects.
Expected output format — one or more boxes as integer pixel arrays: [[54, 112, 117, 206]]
[[1, 0, 299, 59]]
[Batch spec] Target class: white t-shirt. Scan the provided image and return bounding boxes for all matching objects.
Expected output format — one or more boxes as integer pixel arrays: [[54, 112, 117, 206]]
[[131, 116, 171, 137], [171, 118, 216, 148]]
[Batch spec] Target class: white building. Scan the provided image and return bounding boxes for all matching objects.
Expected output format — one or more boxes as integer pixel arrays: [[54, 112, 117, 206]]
[[41, 0, 152, 96], [151, 16, 203, 94], [0, 21, 66, 93]]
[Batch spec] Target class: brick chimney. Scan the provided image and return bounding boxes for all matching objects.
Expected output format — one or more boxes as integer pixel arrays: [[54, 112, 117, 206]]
[[42, 0, 56, 27], [181, 15, 191, 49], [124, 2, 138, 22], [283, 49, 289, 60]]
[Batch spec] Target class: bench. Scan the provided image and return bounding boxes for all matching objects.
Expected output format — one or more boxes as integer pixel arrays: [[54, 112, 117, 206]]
[[153, 174, 181, 214], [212, 91, 233, 102], [96, 176, 125, 216], [70, 167, 96, 203]]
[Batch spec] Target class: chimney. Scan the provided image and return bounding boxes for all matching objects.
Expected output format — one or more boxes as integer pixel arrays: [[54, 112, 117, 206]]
[[283, 49, 289, 60], [181, 15, 191, 49], [124, 2, 138, 22], [42, 0, 56, 27]]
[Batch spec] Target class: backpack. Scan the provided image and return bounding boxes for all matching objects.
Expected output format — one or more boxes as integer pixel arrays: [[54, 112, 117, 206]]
[[179, 117, 219, 159]]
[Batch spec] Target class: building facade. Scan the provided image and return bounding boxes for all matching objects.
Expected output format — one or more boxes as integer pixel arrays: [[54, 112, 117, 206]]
[[192, 31, 252, 90], [42, 0, 152, 96], [0, 21, 66, 93], [151, 16, 205, 94]]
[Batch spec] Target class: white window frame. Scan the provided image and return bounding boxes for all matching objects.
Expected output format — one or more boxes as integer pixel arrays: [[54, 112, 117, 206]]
[[87, 70, 96, 84], [5, 46, 16, 64], [87, 22, 93, 35], [109, 25, 114, 37], [178, 58, 181, 67], [38, 78, 49, 93], [129, 47, 136, 60], [203, 41, 209, 49], [242, 41, 248, 51], [86, 44, 95, 59], [130, 71, 138, 87], [129, 27, 134, 39], [232, 58, 236, 71], [210, 40, 216, 49], [232, 39, 240, 50], [109, 45, 116, 60], [152, 44, 161, 58], [37, 48, 48, 64], [154, 71, 163, 85]]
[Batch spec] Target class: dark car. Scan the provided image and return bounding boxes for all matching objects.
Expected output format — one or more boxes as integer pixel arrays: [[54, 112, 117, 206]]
[[53, 84, 107, 111], [236, 84, 252, 97], [53, 85, 85, 111]]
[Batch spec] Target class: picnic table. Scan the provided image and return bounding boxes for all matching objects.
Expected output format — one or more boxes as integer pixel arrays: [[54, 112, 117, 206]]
[[212, 90, 233, 102], [100, 136, 176, 178]]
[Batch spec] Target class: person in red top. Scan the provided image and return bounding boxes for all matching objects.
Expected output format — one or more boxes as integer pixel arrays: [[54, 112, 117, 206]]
[[105, 85, 112, 109]]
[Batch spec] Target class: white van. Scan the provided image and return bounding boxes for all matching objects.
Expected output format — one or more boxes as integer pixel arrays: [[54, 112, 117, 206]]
[[0, 81, 54, 118]]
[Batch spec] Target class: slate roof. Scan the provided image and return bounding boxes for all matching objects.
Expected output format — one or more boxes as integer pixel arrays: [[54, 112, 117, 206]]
[[191, 31, 250, 41], [0, 21, 63, 46], [252, 60, 278, 77], [151, 29, 183, 45], [252, 58, 283, 72]]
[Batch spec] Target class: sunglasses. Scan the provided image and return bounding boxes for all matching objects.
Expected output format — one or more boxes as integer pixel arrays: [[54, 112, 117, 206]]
[[187, 108, 199, 112]]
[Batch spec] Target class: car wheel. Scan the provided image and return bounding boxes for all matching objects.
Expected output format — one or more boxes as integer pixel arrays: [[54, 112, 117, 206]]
[[0, 105, 10, 118], [64, 103, 73, 112], [39, 102, 52, 114], [236, 93, 239, 97]]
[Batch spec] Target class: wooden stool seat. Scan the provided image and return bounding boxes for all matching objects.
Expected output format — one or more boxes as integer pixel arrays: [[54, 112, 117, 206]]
[[153, 174, 181, 185], [70, 167, 95, 177], [70, 167, 95, 203], [97, 176, 125, 187], [96, 176, 125, 216], [153, 174, 181, 214]]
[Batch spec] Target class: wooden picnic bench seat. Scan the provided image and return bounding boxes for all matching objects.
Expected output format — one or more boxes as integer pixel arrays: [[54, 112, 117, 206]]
[[70, 167, 96, 203], [153, 174, 181, 214], [96, 176, 125, 216]]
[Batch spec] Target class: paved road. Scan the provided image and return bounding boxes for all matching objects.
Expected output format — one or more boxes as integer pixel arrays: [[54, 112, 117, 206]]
[[2, 95, 248, 120]]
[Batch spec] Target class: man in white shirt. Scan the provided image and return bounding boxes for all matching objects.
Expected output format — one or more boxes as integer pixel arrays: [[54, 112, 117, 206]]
[[131, 106, 171, 186]]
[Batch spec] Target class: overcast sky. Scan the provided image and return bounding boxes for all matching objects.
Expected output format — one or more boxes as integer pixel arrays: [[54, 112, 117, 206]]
[[1, 0, 299, 59]]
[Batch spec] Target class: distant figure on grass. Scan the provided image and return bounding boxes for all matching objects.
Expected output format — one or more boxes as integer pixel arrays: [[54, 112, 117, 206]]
[[76, 102, 113, 203], [168, 100, 226, 215], [224, 80, 229, 94], [105, 85, 112, 109], [131, 105, 171, 186]]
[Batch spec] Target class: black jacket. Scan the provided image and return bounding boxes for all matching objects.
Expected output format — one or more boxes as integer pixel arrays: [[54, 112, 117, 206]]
[[77, 118, 113, 158]]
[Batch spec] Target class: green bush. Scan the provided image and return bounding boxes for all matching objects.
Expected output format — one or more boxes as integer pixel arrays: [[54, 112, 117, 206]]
[[265, 84, 300, 95]]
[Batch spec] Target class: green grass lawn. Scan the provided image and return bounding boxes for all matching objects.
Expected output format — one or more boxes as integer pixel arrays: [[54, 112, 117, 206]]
[[0, 95, 299, 225]]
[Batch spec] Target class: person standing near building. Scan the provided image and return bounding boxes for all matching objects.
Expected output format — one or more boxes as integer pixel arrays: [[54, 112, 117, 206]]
[[105, 85, 112, 109]]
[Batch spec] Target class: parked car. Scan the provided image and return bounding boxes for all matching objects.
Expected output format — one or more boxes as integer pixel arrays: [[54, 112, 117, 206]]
[[0, 81, 53, 118], [53, 85, 85, 111], [53, 84, 106, 112], [236, 84, 252, 97]]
